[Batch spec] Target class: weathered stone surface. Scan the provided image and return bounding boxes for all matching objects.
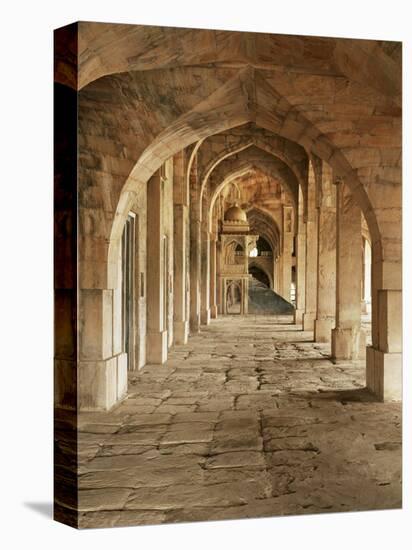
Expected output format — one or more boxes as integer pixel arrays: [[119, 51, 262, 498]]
[[77, 316, 401, 527]]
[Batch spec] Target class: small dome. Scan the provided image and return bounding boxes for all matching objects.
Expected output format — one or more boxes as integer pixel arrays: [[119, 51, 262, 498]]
[[224, 203, 248, 222]]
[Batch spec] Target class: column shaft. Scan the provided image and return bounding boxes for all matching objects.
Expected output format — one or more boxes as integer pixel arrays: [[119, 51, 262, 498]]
[[314, 165, 336, 342], [331, 182, 365, 360], [146, 171, 168, 363], [281, 205, 293, 301], [173, 204, 189, 344], [173, 151, 189, 345], [190, 215, 201, 332], [366, 288, 402, 400], [210, 236, 218, 318], [200, 214, 211, 325], [295, 220, 306, 324]]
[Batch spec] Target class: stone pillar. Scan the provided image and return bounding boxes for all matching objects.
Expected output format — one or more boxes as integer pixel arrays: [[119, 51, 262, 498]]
[[273, 256, 280, 294], [60, 77, 125, 410], [146, 170, 168, 364], [173, 151, 189, 344], [189, 156, 201, 333], [331, 181, 365, 360], [200, 195, 210, 325], [295, 189, 306, 324], [281, 205, 293, 302], [303, 161, 318, 331], [216, 240, 223, 314], [243, 237, 250, 314], [367, 281, 402, 401], [314, 163, 336, 343], [272, 256, 276, 291], [164, 160, 174, 349], [210, 234, 218, 318], [77, 207, 128, 410]]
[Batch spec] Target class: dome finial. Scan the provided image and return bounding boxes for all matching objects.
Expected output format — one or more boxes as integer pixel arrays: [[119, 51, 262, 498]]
[[224, 203, 248, 222]]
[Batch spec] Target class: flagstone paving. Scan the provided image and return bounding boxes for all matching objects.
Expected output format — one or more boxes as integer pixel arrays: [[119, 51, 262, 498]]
[[73, 315, 401, 528]]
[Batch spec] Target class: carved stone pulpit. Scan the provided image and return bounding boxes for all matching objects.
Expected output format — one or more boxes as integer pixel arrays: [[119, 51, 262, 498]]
[[217, 203, 258, 314]]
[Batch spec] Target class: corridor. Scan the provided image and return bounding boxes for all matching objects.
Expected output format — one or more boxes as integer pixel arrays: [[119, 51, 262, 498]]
[[75, 316, 401, 528]]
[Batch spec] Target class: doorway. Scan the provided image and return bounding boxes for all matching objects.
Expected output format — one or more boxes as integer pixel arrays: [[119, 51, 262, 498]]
[[226, 281, 242, 314]]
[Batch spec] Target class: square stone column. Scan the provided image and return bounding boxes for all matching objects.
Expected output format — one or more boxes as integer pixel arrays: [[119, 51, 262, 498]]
[[173, 151, 189, 344], [146, 171, 168, 364], [295, 196, 306, 324], [210, 234, 218, 318], [173, 204, 189, 344], [367, 289, 402, 401], [314, 163, 336, 343], [189, 154, 201, 333], [272, 256, 279, 294], [190, 216, 201, 333], [200, 209, 211, 325], [303, 162, 318, 331], [216, 240, 223, 313], [77, 287, 128, 410], [331, 181, 365, 360], [281, 205, 293, 301]]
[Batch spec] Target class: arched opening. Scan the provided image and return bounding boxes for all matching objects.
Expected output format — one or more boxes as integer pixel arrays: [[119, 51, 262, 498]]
[[235, 243, 244, 257], [255, 236, 272, 256]]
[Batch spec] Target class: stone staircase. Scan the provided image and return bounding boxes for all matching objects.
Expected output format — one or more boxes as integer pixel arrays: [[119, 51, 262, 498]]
[[248, 277, 295, 315]]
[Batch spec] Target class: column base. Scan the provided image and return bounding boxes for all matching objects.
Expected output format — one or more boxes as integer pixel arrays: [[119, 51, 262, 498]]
[[366, 346, 402, 401], [147, 330, 168, 365], [201, 308, 211, 325], [190, 314, 200, 335], [174, 320, 189, 345], [294, 308, 304, 325], [210, 305, 218, 319], [331, 327, 366, 361], [314, 318, 334, 343], [78, 352, 128, 411], [302, 312, 315, 332]]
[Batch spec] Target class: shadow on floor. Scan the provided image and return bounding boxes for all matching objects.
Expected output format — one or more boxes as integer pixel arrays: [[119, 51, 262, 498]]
[[290, 387, 378, 403], [23, 502, 53, 519], [273, 339, 315, 344], [275, 356, 332, 362]]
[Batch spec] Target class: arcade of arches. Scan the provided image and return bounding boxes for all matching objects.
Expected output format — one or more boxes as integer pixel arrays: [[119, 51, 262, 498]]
[[54, 23, 402, 527]]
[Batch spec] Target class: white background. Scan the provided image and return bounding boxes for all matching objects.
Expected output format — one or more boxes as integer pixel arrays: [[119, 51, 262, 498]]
[[0, 0, 410, 547]]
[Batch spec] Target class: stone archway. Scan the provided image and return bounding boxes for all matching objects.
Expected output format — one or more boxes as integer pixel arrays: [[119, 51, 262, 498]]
[[72, 38, 400, 409]]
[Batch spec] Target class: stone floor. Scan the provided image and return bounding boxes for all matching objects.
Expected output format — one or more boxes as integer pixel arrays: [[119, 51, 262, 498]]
[[75, 316, 401, 529]]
